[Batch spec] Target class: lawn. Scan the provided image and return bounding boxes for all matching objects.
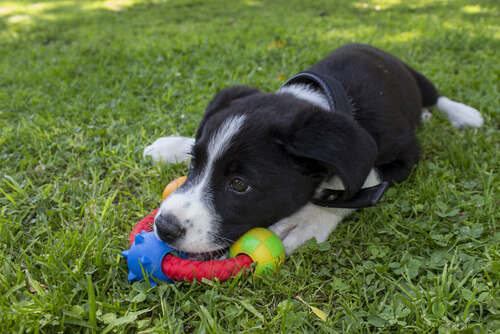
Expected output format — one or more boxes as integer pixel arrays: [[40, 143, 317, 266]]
[[0, 0, 499, 332]]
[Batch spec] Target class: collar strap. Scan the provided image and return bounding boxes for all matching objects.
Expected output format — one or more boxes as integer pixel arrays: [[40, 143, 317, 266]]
[[281, 71, 353, 117], [311, 182, 389, 209]]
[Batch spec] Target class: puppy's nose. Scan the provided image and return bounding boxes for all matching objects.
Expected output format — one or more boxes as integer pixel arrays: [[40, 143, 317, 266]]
[[155, 213, 185, 244]]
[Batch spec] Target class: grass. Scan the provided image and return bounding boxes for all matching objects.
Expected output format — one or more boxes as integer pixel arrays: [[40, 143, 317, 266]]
[[0, 0, 499, 332]]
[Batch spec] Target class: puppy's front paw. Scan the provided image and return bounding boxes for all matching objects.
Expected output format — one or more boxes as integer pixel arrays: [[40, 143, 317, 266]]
[[143, 137, 195, 164], [269, 219, 330, 255], [269, 204, 348, 255]]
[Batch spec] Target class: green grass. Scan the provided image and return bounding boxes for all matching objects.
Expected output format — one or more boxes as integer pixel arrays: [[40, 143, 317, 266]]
[[0, 0, 499, 332]]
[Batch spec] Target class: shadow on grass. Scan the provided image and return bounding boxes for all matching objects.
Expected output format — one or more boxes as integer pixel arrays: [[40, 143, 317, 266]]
[[1, 0, 499, 46]]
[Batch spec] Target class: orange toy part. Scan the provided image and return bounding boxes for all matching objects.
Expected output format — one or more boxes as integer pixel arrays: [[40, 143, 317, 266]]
[[162, 176, 187, 200]]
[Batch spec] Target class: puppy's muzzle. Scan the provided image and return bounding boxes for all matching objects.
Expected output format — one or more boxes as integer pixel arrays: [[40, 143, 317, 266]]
[[155, 213, 185, 244]]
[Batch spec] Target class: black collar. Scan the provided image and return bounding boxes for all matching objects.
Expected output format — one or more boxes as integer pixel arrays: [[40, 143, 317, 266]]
[[281, 71, 353, 117], [281, 71, 388, 209], [311, 182, 388, 209]]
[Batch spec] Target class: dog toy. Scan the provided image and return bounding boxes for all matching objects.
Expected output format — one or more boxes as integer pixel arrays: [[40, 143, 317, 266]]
[[122, 177, 285, 286], [162, 176, 187, 200]]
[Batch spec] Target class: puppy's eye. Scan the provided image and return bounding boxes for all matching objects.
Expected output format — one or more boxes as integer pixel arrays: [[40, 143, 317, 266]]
[[189, 157, 195, 169], [230, 178, 251, 193]]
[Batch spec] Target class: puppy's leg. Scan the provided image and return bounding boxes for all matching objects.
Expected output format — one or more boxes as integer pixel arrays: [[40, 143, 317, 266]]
[[378, 140, 420, 185], [143, 136, 195, 164], [269, 204, 353, 255]]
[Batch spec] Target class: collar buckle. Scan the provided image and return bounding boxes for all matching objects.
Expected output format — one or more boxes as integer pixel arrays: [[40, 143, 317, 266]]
[[311, 182, 389, 209]]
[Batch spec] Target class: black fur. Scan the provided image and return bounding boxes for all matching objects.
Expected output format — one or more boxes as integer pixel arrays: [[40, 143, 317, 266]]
[[307, 44, 438, 183], [189, 95, 332, 243], [157, 44, 440, 250]]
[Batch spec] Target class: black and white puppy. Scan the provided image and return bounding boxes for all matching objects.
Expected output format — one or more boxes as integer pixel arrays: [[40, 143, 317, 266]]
[[144, 44, 483, 259]]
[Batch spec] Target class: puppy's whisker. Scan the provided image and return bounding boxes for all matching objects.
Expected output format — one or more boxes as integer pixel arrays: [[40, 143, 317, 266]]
[[213, 235, 236, 245]]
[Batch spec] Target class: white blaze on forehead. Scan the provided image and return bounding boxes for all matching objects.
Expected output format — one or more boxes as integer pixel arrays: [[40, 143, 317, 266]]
[[156, 115, 247, 253], [206, 115, 247, 172]]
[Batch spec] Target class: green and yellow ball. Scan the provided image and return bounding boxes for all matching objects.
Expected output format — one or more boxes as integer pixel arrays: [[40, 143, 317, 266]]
[[228, 228, 285, 275]]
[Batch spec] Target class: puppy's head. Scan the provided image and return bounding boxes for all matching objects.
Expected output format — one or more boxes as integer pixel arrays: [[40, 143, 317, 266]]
[[155, 86, 377, 258]]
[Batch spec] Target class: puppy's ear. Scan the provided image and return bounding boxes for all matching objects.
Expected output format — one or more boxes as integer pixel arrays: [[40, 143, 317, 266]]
[[205, 86, 260, 115], [280, 109, 378, 201], [196, 86, 260, 140]]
